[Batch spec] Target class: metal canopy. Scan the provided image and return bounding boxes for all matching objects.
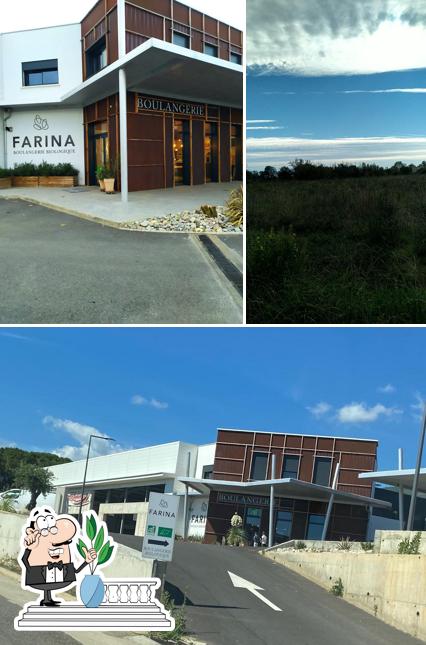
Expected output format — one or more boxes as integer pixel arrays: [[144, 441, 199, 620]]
[[61, 38, 243, 109], [359, 468, 426, 493], [178, 476, 392, 509]]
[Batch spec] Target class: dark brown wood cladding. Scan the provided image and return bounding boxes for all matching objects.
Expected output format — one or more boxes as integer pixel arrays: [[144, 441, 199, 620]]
[[108, 8, 119, 64], [126, 4, 164, 38], [173, 1, 190, 24], [220, 123, 230, 182], [165, 116, 174, 188], [81, 0, 108, 36], [191, 120, 204, 185]]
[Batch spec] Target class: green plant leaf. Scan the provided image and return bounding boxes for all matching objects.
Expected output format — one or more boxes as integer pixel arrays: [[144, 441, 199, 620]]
[[86, 514, 97, 541], [97, 540, 114, 565], [93, 526, 104, 553], [77, 538, 87, 559]]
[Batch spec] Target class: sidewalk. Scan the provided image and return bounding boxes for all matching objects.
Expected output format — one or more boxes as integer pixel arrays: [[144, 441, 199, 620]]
[[0, 182, 240, 225], [0, 568, 155, 645]]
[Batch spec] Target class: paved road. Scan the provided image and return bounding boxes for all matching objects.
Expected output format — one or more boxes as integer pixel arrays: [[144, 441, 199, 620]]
[[0, 199, 242, 324], [166, 542, 423, 645], [0, 595, 77, 644]]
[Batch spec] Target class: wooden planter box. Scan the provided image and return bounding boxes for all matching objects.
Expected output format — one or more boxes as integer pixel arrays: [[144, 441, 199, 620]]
[[0, 177, 12, 189], [12, 176, 39, 188], [39, 176, 78, 188]]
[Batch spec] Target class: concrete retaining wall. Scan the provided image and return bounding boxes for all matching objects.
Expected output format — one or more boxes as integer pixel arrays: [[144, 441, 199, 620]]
[[265, 548, 426, 641], [0, 511, 153, 578], [374, 530, 426, 554]]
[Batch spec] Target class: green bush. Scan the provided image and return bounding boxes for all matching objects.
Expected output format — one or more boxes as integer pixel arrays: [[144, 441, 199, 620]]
[[361, 542, 374, 551], [294, 541, 307, 550], [150, 591, 186, 642], [226, 526, 247, 546], [0, 168, 12, 178], [398, 532, 422, 554], [330, 578, 344, 597], [12, 162, 79, 177], [337, 537, 352, 551]]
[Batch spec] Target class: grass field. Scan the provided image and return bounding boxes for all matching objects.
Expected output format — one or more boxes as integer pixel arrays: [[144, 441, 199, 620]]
[[247, 174, 426, 323]]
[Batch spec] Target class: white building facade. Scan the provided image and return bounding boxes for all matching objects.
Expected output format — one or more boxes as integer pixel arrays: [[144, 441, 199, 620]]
[[47, 440, 216, 540]]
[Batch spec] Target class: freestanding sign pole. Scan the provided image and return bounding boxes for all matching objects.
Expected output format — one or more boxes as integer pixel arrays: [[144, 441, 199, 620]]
[[407, 405, 426, 531], [398, 448, 405, 530]]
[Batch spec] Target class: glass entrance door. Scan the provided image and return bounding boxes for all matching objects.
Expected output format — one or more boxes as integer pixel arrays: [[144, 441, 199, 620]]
[[174, 120, 190, 186], [88, 121, 109, 185], [205, 122, 218, 182], [231, 124, 242, 180], [245, 507, 262, 545]]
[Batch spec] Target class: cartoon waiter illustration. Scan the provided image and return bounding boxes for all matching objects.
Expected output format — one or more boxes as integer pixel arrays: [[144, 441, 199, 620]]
[[21, 507, 97, 606]]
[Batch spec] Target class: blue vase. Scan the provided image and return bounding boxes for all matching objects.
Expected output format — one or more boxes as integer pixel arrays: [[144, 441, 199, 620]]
[[80, 574, 105, 608]]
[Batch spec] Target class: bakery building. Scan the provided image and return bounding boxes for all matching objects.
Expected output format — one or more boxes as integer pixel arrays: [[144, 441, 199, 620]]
[[46, 428, 391, 546], [0, 0, 243, 200]]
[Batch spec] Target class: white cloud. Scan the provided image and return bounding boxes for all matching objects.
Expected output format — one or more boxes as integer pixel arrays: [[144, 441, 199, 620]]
[[341, 88, 426, 94], [411, 392, 426, 421], [131, 395, 169, 410], [247, 126, 285, 131], [307, 402, 332, 418], [247, 135, 426, 168], [247, 120, 277, 124], [248, 1, 426, 76], [336, 402, 402, 423], [43, 416, 118, 461], [378, 384, 396, 394]]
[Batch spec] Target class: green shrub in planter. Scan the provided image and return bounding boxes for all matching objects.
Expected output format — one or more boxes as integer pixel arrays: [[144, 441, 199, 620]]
[[13, 162, 79, 177], [12, 163, 38, 177], [0, 168, 12, 178]]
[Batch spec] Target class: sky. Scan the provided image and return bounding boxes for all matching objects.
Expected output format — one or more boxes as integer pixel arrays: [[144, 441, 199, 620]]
[[0, 0, 244, 33], [247, 0, 426, 169], [0, 327, 425, 472]]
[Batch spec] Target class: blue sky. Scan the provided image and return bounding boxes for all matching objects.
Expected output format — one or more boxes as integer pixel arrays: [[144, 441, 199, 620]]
[[247, 0, 426, 169], [0, 327, 425, 471]]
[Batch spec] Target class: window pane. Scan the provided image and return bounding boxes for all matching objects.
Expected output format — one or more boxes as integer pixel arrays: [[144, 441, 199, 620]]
[[205, 44, 218, 57], [282, 455, 299, 478], [122, 514, 137, 535], [250, 453, 268, 480], [173, 32, 190, 48], [109, 488, 126, 503], [105, 514, 122, 533], [231, 53, 242, 65], [126, 486, 147, 503], [92, 489, 108, 513], [275, 511, 292, 542], [306, 514, 325, 540], [43, 69, 58, 84], [313, 457, 331, 486], [26, 72, 43, 86]]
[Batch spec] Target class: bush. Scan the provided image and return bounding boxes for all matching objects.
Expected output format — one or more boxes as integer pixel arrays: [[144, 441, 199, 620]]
[[337, 537, 352, 551], [398, 532, 422, 554], [225, 185, 243, 227], [0, 556, 21, 574], [0, 498, 18, 513], [330, 578, 344, 597], [12, 162, 79, 177], [226, 526, 247, 546], [294, 541, 307, 550], [361, 542, 374, 551], [0, 168, 12, 178], [150, 591, 186, 642]]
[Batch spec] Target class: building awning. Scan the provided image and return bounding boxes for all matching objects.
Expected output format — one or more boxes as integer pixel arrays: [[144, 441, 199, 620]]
[[360, 468, 426, 493], [61, 38, 243, 109], [52, 472, 176, 489], [178, 477, 392, 509]]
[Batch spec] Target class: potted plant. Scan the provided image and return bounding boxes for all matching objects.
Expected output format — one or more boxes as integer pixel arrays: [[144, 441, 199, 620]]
[[77, 513, 115, 608], [0, 168, 12, 189], [103, 163, 116, 194], [96, 165, 106, 192]]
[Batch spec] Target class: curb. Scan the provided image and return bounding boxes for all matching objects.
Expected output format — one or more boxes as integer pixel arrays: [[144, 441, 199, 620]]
[[0, 193, 243, 236]]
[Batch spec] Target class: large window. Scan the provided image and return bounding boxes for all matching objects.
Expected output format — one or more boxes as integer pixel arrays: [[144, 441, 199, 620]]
[[275, 511, 292, 543], [86, 36, 107, 78], [306, 514, 325, 540], [22, 60, 58, 86], [282, 455, 299, 479], [173, 32, 190, 48], [313, 457, 332, 486], [230, 52, 242, 65], [202, 465, 214, 479], [250, 452, 268, 480]]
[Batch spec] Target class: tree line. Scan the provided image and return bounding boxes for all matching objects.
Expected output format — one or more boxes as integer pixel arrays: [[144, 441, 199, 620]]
[[0, 447, 70, 510], [247, 159, 426, 182]]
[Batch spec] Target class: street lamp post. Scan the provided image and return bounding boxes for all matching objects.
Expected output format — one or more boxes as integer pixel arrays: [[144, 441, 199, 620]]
[[78, 434, 115, 525]]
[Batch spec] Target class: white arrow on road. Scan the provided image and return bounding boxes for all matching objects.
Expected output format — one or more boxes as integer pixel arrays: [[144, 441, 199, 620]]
[[228, 571, 282, 612]]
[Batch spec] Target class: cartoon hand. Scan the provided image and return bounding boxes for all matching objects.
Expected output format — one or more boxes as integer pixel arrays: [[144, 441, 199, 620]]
[[24, 528, 40, 550], [82, 546, 97, 563]]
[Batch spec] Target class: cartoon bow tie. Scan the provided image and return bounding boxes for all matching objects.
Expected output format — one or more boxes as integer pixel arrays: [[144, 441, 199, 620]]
[[47, 561, 63, 570]]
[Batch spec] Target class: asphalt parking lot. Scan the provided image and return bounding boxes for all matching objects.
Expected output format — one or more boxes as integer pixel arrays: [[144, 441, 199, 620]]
[[0, 199, 242, 324]]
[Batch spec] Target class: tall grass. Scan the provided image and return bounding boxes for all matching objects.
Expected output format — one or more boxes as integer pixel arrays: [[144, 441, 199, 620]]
[[247, 175, 426, 323]]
